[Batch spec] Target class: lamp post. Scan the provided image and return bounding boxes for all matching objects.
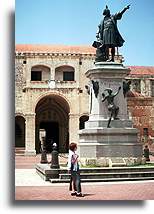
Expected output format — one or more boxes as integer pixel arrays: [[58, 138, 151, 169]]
[[39, 129, 48, 164]]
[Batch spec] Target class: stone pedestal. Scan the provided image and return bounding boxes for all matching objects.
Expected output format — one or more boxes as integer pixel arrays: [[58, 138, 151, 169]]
[[78, 62, 143, 166]]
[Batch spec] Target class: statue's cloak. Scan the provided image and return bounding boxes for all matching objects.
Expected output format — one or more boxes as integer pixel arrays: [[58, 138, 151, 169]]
[[99, 12, 125, 47]]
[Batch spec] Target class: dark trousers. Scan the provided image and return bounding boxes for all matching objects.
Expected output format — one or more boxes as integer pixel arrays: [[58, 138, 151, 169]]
[[69, 171, 81, 193]]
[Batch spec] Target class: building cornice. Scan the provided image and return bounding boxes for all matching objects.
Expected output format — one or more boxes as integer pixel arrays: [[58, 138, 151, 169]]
[[15, 51, 96, 58]]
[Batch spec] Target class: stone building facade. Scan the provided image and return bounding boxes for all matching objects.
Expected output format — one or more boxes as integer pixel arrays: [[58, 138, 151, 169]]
[[126, 66, 154, 152], [15, 45, 154, 155]]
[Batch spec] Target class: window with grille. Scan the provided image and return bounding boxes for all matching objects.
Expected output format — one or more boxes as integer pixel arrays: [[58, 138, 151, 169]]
[[63, 71, 74, 81], [31, 71, 42, 81]]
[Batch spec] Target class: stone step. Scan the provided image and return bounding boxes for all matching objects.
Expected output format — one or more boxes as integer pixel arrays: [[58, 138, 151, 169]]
[[15, 147, 25, 150], [50, 176, 154, 183], [59, 167, 154, 174], [15, 147, 25, 156], [35, 163, 154, 182], [59, 171, 154, 179], [15, 150, 25, 153]]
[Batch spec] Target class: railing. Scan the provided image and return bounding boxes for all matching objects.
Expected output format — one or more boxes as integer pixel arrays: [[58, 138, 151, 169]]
[[28, 80, 77, 89]]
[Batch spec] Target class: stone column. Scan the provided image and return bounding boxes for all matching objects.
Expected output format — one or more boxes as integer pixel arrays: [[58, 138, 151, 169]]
[[25, 113, 36, 156], [50, 67, 55, 80], [141, 79, 146, 96], [145, 79, 152, 97], [25, 64, 31, 87], [48, 67, 56, 89], [69, 114, 79, 144]]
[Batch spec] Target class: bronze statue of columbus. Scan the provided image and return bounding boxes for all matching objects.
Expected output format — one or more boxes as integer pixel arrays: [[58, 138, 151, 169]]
[[93, 5, 130, 62]]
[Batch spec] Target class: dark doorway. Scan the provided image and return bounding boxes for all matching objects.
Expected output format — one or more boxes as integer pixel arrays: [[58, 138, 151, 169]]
[[15, 116, 25, 147], [40, 121, 59, 152]]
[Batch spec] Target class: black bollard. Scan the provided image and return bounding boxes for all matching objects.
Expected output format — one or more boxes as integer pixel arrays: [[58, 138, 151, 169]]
[[50, 143, 60, 169], [40, 137, 48, 164], [143, 145, 150, 162]]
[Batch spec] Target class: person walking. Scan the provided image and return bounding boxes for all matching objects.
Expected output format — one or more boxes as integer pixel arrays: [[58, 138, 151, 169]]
[[67, 142, 84, 197]]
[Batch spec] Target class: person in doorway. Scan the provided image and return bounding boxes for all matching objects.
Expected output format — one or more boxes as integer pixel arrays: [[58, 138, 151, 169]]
[[67, 142, 84, 197]]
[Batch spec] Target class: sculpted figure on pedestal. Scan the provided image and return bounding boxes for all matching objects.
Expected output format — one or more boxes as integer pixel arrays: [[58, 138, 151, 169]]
[[102, 86, 121, 128], [93, 5, 130, 62]]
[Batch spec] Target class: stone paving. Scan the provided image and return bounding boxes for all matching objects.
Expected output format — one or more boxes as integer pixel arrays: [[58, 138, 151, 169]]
[[15, 182, 154, 200], [15, 154, 154, 200]]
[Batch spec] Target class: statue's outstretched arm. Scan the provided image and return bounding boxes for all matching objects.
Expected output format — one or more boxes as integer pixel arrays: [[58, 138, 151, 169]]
[[120, 5, 130, 16], [113, 86, 121, 97], [114, 5, 130, 20]]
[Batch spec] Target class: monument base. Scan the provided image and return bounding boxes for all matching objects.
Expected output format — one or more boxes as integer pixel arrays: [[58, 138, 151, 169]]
[[78, 127, 143, 166], [85, 118, 133, 128], [78, 62, 143, 166], [80, 157, 146, 167]]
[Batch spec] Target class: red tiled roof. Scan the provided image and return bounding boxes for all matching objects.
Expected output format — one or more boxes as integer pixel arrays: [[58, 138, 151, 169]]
[[15, 44, 96, 54], [128, 66, 154, 76]]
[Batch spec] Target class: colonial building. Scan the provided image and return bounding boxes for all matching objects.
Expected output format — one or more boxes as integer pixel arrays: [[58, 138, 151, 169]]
[[15, 44, 154, 155]]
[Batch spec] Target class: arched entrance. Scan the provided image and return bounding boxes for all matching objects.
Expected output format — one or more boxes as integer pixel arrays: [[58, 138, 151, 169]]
[[15, 116, 25, 147], [35, 95, 70, 153]]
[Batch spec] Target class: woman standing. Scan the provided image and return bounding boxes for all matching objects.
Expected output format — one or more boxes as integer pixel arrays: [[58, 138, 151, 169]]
[[67, 142, 84, 197]]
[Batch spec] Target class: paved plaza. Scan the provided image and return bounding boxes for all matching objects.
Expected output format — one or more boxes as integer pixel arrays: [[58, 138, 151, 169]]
[[15, 155, 154, 200]]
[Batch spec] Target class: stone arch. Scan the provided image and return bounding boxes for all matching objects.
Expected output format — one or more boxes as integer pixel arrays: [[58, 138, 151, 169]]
[[31, 64, 51, 81], [33, 91, 71, 113], [35, 93, 70, 153], [55, 65, 75, 81], [15, 115, 25, 147], [54, 63, 75, 69], [30, 62, 51, 69]]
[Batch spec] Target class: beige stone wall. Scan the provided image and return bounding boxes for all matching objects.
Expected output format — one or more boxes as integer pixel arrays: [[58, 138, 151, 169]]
[[15, 58, 26, 113], [15, 53, 95, 155], [78, 58, 93, 116]]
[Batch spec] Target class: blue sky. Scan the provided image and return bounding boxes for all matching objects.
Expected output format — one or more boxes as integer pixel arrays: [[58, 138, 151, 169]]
[[15, 0, 154, 66]]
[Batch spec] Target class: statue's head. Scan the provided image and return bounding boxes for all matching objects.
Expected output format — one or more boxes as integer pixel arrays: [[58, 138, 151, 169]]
[[103, 5, 110, 16]]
